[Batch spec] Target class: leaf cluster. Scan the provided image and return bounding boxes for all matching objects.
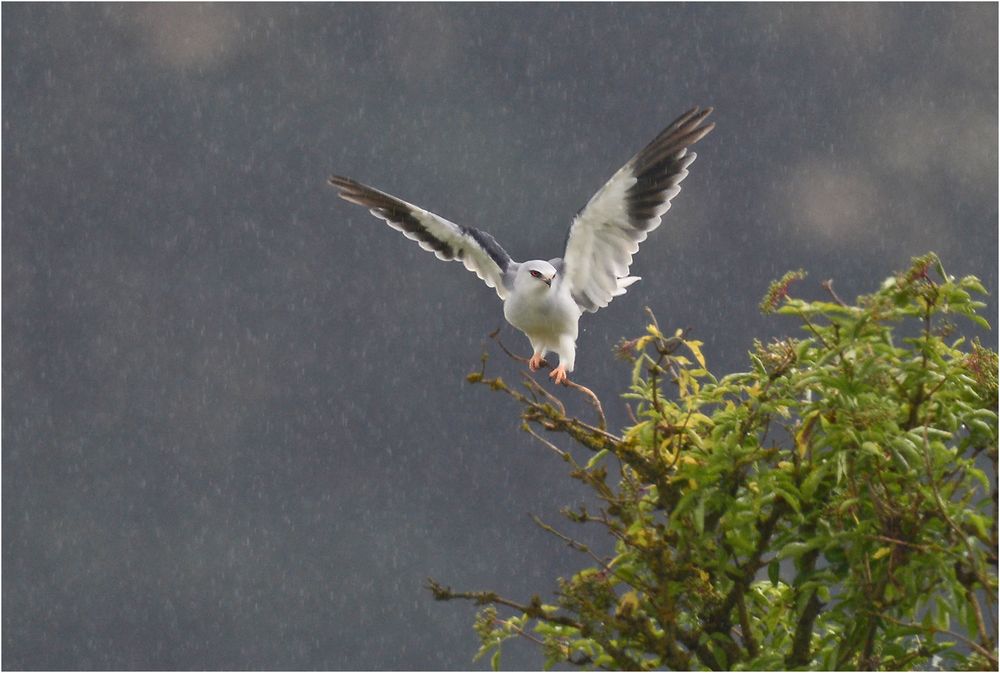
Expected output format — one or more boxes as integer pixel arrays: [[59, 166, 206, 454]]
[[432, 253, 997, 671]]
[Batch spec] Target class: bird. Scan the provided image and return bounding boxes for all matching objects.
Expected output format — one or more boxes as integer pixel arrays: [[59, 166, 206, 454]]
[[328, 106, 714, 385]]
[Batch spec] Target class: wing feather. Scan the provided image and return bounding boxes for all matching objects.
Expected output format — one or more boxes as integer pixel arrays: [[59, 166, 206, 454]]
[[561, 107, 715, 312], [328, 176, 514, 299]]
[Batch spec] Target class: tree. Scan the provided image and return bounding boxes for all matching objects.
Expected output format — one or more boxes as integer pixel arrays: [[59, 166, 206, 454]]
[[428, 253, 998, 671]]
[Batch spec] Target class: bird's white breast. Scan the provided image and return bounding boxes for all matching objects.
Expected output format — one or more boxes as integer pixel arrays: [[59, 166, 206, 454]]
[[503, 284, 581, 342]]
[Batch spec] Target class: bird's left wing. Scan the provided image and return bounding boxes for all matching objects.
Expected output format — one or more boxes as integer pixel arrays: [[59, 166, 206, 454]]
[[560, 107, 715, 313], [328, 176, 515, 299]]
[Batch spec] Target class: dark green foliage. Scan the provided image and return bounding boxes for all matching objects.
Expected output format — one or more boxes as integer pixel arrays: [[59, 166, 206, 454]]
[[431, 254, 997, 670]]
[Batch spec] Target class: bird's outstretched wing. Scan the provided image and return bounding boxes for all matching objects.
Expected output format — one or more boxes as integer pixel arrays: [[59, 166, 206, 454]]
[[560, 107, 715, 313], [328, 176, 515, 299]]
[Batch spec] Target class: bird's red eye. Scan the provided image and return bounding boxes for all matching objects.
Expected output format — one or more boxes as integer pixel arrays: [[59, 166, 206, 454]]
[[530, 270, 541, 278]]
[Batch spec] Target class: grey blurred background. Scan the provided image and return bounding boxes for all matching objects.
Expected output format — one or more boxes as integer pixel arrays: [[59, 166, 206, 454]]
[[3, 3, 996, 670]]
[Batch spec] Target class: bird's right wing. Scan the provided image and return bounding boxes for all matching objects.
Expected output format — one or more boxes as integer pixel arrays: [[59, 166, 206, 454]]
[[561, 107, 714, 312], [328, 176, 515, 299]]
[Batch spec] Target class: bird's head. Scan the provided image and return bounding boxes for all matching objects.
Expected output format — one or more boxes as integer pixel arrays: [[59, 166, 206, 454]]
[[518, 260, 557, 290]]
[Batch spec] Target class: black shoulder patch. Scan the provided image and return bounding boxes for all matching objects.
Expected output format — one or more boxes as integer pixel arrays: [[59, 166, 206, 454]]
[[461, 225, 511, 271]]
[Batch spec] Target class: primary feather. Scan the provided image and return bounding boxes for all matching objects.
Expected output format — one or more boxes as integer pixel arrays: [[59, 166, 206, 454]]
[[328, 175, 515, 299], [561, 107, 714, 312]]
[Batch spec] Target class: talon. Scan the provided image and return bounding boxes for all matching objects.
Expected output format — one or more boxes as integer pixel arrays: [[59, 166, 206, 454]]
[[528, 354, 543, 371], [549, 365, 569, 385]]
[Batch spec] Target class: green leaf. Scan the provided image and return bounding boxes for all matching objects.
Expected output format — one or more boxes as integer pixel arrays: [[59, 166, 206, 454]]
[[707, 638, 729, 670], [800, 465, 825, 501], [933, 598, 951, 631], [967, 418, 995, 438], [968, 467, 991, 492], [872, 546, 892, 560], [768, 560, 781, 587], [774, 487, 802, 514], [685, 339, 707, 369], [964, 313, 990, 329], [585, 449, 610, 469], [778, 541, 818, 560], [965, 513, 990, 540], [491, 648, 501, 671], [693, 494, 706, 535], [960, 275, 988, 295]]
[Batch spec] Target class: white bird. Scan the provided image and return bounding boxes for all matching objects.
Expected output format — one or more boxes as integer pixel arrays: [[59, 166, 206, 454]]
[[329, 107, 714, 385]]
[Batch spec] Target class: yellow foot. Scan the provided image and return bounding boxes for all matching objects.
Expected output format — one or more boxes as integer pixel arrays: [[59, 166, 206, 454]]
[[529, 353, 544, 371], [549, 365, 569, 385]]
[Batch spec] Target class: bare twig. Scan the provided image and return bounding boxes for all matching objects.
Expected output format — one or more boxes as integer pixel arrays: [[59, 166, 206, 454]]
[[797, 310, 832, 350], [530, 513, 597, 555], [490, 330, 607, 430], [565, 379, 607, 430], [523, 423, 571, 461], [864, 534, 937, 553], [821, 279, 848, 307], [426, 578, 582, 628], [530, 514, 653, 594], [520, 373, 566, 417], [494, 613, 554, 650], [643, 306, 661, 334], [490, 328, 541, 366]]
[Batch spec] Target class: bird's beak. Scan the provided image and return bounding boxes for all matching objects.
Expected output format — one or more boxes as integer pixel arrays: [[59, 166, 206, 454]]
[[543, 276, 552, 287]]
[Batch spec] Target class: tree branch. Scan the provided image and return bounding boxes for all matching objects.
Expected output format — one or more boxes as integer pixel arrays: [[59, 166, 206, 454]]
[[426, 578, 582, 629], [735, 589, 759, 659], [821, 278, 848, 307], [489, 329, 607, 429]]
